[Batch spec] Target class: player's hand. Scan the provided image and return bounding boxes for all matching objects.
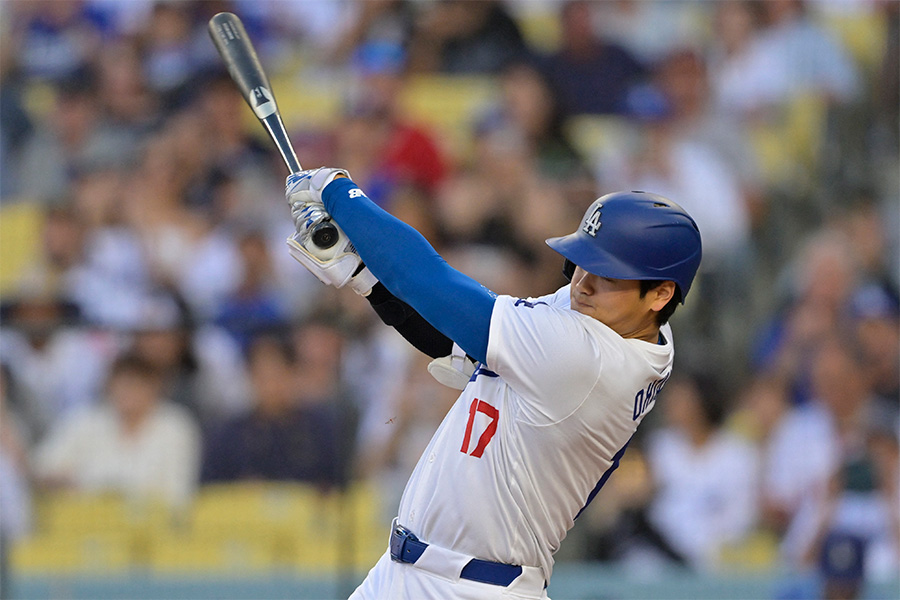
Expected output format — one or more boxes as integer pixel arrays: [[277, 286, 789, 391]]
[[427, 343, 477, 390], [285, 169, 376, 296], [285, 167, 350, 229]]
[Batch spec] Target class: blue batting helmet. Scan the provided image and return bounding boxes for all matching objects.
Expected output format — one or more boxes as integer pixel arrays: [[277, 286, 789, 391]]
[[546, 191, 702, 301]]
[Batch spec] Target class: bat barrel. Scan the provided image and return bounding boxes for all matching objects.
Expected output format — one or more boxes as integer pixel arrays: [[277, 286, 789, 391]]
[[208, 12, 302, 174]]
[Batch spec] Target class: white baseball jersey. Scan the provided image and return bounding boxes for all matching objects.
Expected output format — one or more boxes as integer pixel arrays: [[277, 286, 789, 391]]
[[396, 284, 674, 580]]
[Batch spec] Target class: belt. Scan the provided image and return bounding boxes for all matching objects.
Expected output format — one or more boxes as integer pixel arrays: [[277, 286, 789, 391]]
[[389, 522, 523, 587]]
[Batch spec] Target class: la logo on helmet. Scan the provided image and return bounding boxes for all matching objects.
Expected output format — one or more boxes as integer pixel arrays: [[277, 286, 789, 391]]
[[582, 205, 603, 237]]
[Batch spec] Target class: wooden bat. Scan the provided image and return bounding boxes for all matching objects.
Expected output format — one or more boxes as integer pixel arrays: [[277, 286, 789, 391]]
[[208, 12, 338, 249]]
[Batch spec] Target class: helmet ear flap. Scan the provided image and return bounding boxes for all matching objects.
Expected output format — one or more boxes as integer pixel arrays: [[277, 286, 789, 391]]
[[562, 259, 575, 282]]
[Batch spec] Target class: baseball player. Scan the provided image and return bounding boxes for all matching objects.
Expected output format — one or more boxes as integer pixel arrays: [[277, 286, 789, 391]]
[[284, 168, 702, 599]]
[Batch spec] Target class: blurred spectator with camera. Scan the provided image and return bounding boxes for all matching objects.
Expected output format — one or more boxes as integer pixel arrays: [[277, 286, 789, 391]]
[[777, 338, 899, 594]]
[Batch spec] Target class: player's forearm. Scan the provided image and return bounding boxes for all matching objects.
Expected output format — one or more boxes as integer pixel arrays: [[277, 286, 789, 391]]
[[323, 178, 493, 363], [366, 282, 454, 359]]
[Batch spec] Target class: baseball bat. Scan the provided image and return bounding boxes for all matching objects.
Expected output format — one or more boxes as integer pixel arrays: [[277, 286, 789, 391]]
[[208, 12, 338, 249]]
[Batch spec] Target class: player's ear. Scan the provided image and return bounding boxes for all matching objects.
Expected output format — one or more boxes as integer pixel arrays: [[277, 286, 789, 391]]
[[648, 281, 676, 312]]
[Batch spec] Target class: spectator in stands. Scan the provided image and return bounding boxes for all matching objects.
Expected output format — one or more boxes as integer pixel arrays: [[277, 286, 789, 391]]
[[202, 329, 351, 487], [746, 374, 839, 538], [594, 0, 707, 65], [598, 49, 754, 374], [779, 338, 898, 584], [337, 41, 448, 205], [215, 230, 290, 353], [707, 0, 775, 119], [644, 373, 760, 570], [128, 292, 249, 425], [654, 47, 765, 227], [848, 284, 899, 436], [753, 230, 861, 405], [0, 292, 114, 441], [15, 67, 130, 203], [139, 2, 212, 110], [123, 121, 242, 320], [709, 0, 859, 119], [756, 0, 860, 105], [6, 1, 103, 83], [434, 116, 576, 293], [32, 352, 201, 509], [66, 164, 156, 328], [94, 37, 159, 136], [537, 0, 645, 116], [328, 0, 417, 66], [0, 364, 32, 600], [0, 31, 34, 200], [479, 61, 592, 185], [406, 0, 527, 74]]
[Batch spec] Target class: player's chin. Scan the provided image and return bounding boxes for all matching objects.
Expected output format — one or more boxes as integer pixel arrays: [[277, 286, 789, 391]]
[[571, 298, 595, 317]]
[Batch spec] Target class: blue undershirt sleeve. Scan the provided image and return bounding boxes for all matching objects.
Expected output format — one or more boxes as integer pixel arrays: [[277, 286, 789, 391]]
[[322, 177, 495, 364]]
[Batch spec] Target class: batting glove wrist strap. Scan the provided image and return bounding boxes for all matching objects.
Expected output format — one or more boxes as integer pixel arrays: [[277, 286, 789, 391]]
[[286, 225, 361, 289]]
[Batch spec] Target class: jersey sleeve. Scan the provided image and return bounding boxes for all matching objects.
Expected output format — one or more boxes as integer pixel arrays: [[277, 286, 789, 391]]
[[486, 294, 606, 423]]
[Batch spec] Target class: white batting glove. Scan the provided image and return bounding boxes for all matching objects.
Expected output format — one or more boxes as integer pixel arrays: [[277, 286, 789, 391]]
[[285, 167, 350, 228], [285, 169, 378, 296], [427, 343, 477, 390]]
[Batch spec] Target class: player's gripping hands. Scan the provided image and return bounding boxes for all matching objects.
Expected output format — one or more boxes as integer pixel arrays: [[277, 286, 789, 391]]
[[284, 168, 377, 296]]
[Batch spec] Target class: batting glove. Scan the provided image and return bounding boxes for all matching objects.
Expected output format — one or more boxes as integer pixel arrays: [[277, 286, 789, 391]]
[[285, 167, 350, 229], [285, 168, 377, 295]]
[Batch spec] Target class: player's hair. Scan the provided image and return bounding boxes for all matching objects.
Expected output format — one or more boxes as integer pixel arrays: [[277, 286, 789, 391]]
[[639, 280, 680, 326]]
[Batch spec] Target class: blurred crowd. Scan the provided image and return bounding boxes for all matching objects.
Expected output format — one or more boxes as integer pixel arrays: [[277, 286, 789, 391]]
[[0, 0, 897, 594]]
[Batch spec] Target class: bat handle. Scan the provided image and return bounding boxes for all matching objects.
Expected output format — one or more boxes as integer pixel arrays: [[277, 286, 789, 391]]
[[261, 113, 302, 173], [261, 114, 339, 249]]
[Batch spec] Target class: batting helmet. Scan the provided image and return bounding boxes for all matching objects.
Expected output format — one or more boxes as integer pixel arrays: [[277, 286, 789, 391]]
[[546, 191, 702, 301]]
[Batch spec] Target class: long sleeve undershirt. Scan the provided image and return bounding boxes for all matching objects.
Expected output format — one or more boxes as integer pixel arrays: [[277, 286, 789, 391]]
[[323, 177, 494, 364]]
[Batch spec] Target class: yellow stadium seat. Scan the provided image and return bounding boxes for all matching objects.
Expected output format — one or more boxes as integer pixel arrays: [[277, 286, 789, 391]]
[[10, 531, 133, 575], [565, 114, 640, 165], [818, 12, 888, 71], [266, 72, 345, 131], [516, 10, 562, 53], [748, 93, 827, 188], [33, 492, 173, 537], [398, 75, 499, 161], [718, 530, 780, 572], [148, 534, 275, 573], [185, 482, 386, 572], [0, 202, 44, 295]]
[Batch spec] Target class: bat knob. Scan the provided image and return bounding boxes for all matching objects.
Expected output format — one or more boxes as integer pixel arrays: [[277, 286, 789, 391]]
[[311, 221, 339, 249]]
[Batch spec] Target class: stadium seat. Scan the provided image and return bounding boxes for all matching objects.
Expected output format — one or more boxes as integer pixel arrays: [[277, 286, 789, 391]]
[[398, 75, 498, 161], [0, 201, 44, 295], [10, 531, 134, 575]]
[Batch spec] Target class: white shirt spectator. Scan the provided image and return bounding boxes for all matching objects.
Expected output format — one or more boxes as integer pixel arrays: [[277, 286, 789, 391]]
[[0, 328, 117, 440], [33, 401, 201, 508], [762, 401, 840, 514], [647, 428, 761, 569]]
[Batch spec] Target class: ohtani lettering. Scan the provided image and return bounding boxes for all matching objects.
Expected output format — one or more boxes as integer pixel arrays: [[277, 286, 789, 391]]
[[632, 372, 670, 421], [514, 299, 548, 309], [460, 399, 499, 458]]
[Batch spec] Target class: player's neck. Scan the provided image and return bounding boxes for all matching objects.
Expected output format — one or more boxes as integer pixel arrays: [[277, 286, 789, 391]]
[[619, 318, 662, 344]]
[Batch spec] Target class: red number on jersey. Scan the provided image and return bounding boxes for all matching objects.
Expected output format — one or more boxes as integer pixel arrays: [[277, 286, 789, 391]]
[[460, 399, 499, 458]]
